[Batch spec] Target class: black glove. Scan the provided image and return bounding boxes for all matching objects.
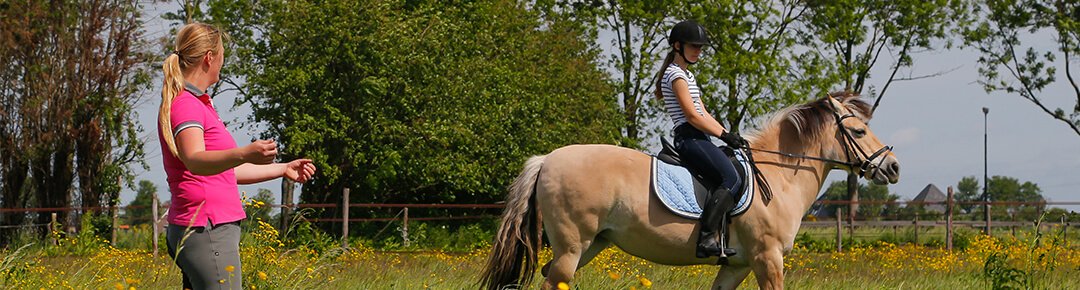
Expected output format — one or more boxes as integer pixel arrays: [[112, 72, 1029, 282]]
[[719, 131, 749, 149]]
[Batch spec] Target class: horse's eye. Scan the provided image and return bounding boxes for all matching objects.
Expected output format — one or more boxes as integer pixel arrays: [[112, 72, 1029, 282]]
[[850, 128, 866, 137]]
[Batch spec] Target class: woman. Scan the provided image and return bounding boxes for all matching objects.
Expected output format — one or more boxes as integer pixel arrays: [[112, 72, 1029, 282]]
[[655, 20, 746, 259], [158, 22, 316, 289]]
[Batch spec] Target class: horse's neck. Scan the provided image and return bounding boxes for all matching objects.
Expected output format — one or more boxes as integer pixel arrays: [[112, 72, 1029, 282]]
[[751, 132, 832, 213]]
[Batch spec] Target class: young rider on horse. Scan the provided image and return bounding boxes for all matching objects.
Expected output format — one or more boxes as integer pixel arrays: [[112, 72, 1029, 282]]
[[654, 20, 748, 258]]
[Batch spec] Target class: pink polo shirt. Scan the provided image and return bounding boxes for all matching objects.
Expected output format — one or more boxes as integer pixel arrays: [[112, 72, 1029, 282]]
[[158, 85, 245, 227]]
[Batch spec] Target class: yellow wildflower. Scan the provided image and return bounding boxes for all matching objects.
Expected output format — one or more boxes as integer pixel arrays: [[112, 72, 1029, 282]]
[[257, 271, 267, 280], [607, 271, 620, 280], [557, 282, 570, 290], [638, 277, 652, 288], [226, 265, 235, 273]]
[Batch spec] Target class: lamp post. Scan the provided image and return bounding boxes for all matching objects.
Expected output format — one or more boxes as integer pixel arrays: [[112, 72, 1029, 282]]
[[983, 107, 990, 235]]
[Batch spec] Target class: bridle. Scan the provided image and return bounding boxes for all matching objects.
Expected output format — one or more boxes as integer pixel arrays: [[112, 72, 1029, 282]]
[[747, 100, 893, 178], [740, 100, 892, 203]]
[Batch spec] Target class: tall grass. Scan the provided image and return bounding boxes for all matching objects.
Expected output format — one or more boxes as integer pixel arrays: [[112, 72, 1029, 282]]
[[2, 215, 1079, 289]]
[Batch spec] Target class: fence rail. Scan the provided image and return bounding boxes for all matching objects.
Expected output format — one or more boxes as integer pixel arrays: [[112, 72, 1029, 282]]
[[2, 186, 1078, 252]]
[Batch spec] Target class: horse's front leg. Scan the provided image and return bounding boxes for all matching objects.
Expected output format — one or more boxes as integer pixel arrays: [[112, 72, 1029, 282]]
[[750, 247, 785, 290], [711, 265, 751, 290]]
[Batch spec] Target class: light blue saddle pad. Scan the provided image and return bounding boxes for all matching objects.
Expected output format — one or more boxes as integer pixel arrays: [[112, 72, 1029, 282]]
[[651, 149, 754, 220]]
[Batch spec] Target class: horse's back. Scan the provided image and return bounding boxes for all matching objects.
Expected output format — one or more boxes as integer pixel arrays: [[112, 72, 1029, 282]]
[[539, 144, 651, 199]]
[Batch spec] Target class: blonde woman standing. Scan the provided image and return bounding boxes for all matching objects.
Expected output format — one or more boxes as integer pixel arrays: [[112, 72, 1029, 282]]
[[158, 22, 316, 289]]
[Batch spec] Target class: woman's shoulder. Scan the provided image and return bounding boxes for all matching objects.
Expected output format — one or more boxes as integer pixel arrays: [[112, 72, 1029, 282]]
[[170, 90, 204, 110], [664, 65, 688, 81], [173, 90, 197, 101]]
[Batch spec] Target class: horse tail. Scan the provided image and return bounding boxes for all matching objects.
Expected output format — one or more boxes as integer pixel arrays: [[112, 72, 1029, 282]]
[[480, 155, 545, 290]]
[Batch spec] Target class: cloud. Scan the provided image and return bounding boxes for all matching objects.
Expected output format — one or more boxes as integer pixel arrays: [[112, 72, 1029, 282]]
[[888, 127, 920, 147]]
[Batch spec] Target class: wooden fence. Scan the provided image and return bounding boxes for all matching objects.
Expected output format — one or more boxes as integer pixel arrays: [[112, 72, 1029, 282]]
[[2, 186, 1078, 254]]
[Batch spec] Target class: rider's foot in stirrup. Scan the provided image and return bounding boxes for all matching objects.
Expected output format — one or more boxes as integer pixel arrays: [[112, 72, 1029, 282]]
[[696, 239, 730, 258]]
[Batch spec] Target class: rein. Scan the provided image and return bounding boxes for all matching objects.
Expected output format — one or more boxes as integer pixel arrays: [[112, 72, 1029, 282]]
[[741, 102, 893, 201]]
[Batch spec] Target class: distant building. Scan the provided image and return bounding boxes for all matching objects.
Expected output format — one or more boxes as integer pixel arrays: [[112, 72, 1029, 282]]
[[910, 184, 947, 213]]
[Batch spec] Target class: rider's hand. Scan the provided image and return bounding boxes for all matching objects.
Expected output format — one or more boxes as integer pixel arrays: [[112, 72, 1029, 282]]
[[242, 140, 278, 164], [720, 131, 749, 149]]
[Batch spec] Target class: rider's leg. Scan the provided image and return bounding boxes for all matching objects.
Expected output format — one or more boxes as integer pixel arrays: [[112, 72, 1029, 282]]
[[674, 125, 742, 258]]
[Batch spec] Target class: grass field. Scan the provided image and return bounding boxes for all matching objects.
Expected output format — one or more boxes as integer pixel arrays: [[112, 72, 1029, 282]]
[[2, 219, 1079, 289]]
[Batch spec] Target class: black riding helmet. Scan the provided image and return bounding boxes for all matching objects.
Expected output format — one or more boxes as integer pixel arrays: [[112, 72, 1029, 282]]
[[668, 20, 709, 64]]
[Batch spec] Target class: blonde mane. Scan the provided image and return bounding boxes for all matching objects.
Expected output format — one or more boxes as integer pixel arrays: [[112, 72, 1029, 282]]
[[745, 91, 873, 145]]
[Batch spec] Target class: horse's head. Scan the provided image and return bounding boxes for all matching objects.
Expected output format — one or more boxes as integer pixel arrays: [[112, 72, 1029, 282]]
[[780, 92, 900, 184], [822, 93, 900, 184]]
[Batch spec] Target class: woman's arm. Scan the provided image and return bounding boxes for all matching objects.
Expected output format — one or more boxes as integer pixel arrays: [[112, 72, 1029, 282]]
[[234, 163, 285, 184], [235, 159, 317, 185], [175, 128, 277, 176], [672, 78, 727, 137]]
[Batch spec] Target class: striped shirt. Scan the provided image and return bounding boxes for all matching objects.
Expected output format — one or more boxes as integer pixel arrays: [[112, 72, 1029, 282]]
[[661, 63, 704, 128]]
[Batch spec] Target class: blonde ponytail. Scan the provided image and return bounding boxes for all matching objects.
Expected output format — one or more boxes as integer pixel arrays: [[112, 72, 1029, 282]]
[[160, 53, 185, 157], [159, 22, 226, 157]]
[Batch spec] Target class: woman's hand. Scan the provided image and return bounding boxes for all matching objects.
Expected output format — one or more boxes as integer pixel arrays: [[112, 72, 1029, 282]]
[[284, 159, 317, 183], [243, 140, 278, 164]]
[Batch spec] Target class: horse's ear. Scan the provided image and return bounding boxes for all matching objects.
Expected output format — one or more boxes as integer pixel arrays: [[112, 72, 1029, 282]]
[[825, 96, 845, 114]]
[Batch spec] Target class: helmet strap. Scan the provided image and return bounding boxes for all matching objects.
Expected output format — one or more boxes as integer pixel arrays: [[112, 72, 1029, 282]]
[[679, 49, 698, 65], [674, 43, 698, 65]]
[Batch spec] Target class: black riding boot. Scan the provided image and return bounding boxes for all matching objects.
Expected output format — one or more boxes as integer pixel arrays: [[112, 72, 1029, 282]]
[[696, 187, 737, 258]]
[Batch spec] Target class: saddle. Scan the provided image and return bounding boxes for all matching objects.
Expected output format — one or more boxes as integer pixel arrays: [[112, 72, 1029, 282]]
[[652, 136, 754, 219]]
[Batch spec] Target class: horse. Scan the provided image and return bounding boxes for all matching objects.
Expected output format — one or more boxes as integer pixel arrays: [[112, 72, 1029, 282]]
[[479, 93, 901, 290]]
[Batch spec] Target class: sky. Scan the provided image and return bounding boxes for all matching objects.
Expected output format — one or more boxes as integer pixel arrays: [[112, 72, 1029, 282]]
[[124, 3, 1080, 212]]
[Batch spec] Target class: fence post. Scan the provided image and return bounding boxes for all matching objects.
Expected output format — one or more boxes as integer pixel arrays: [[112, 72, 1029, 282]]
[[152, 194, 160, 259], [50, 213, 58, 245], [946, 186, 954, 251], [111, 204, 119, 247], [1011, 213, 1017, 237], [836, 208, 843, 252], [402, 207, 410, 247], [280, 178, 294, 233], [985, 199, 992, 236], [913, 212, 919, 245], [342, 188, 350, 248]]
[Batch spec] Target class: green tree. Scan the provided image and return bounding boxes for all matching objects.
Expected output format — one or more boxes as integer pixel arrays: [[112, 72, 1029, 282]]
[[203, 0, 622, 230], [536, 0, 673, 147], [989, 175, 1044, 220], [126, 181, 158, 226], [962, 0, 1080, 136], [956, 176, 981, 213], [0, 0, 151, 242]]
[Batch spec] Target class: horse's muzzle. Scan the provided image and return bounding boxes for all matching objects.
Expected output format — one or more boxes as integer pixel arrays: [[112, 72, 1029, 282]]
[[868, 155, 900, 185]]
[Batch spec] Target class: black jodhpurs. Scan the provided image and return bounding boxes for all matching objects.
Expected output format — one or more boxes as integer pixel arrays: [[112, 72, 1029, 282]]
[[673, 123, 742, 194]]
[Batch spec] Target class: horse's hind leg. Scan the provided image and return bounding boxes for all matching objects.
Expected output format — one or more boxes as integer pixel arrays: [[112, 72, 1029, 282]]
[[541, 236, 610, 277], [542, 235, 587, 289], [710, 265, 751, 290], [541, 215, 602, 289], [576, 236, 610, 269]]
